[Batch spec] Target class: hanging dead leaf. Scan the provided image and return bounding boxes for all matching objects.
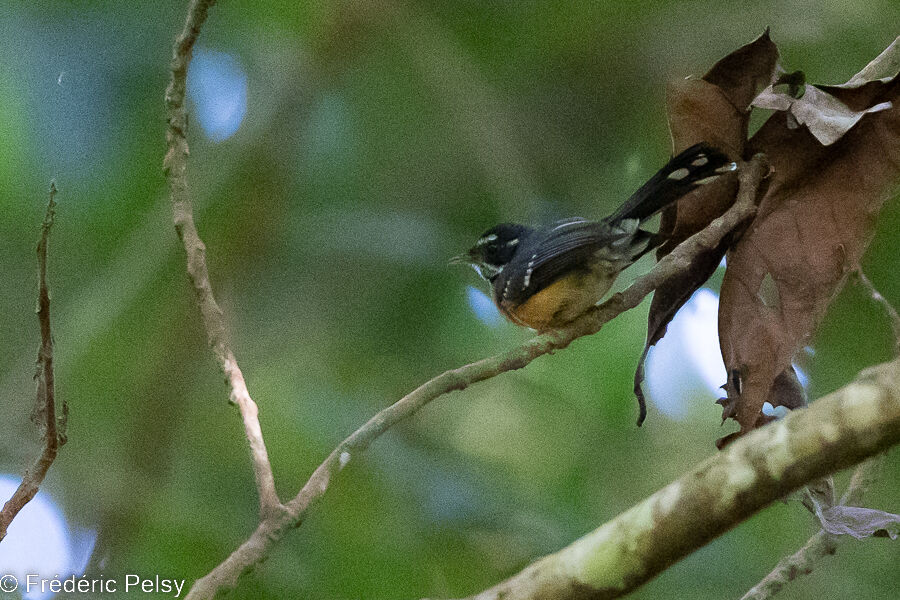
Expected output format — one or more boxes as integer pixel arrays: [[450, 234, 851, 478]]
[[633, 30, 778, 423], [816, 506, 900, 540], [753, 79, 893, 145], [718, 36, 900, 435], [800, 477, 899, 539]]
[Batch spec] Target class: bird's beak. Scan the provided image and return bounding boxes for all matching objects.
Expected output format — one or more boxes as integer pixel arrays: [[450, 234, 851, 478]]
[[448, 252, 472, 266]]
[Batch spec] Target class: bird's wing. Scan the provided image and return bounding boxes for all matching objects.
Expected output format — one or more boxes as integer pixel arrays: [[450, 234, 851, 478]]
[[501, 219, 630, 303]]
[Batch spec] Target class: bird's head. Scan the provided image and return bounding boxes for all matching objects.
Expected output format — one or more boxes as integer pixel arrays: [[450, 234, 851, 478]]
[[450, 223, 533, 282]]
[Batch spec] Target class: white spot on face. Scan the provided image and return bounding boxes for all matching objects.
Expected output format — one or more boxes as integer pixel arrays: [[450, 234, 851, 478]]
[[691, 155, 709, 167], [668, 167, 690, 180], [506, 238, 519, 247]]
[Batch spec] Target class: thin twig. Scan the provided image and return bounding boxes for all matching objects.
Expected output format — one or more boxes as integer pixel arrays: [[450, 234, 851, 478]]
[[739, 452, 885, 600], [855, 269, 900, 356], [0, 182, 65, 541], [183, 156, 768, 598], [163, 0, 281, 518]]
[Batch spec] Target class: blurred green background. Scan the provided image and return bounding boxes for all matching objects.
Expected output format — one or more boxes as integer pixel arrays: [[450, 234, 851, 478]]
[[0, 1, 898, 598]]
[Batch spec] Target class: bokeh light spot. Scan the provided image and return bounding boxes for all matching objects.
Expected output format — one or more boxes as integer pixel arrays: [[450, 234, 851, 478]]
[[645, 288, 726, 420], [0, 475, 96, 600], [466, 285, 503, 327], [645, 289, 813, 421], [187, 49, 247, 142]]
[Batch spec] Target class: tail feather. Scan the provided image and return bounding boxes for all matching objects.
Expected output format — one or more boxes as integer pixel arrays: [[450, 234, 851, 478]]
[[606, 143, 736, 224]]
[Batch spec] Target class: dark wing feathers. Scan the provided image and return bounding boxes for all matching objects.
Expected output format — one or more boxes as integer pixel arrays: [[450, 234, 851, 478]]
[[501, 220, 628, 303]]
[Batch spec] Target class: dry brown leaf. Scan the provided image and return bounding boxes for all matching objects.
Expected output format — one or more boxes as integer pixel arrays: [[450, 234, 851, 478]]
[[633, 30, 778, 423], [718, 40, 900, 434]]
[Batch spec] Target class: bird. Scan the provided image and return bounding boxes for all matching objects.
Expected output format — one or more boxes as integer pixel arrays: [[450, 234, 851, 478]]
[[452, 143, 737, 332]]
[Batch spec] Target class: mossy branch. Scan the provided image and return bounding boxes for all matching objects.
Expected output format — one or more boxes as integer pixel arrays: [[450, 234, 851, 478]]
[[447, 359, 900, 600]]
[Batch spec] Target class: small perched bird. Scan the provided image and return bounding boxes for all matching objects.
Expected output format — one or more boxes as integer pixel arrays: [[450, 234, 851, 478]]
[[452, 144, 737, 331]]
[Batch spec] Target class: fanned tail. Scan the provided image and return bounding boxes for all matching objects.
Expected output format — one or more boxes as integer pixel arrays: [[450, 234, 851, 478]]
[[606, 143, 737, 225]]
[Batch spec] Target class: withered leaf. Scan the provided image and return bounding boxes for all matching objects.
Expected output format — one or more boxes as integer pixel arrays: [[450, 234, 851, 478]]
[[816, 506, 900, 540], [752, 82, 893, 146], [752, 38, 899, 146], [802, 478, 899, 540], [718, 37, 900, 433], [634, 30, 778, 424]]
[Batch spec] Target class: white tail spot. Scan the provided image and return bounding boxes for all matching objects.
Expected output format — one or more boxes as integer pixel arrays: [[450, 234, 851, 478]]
[[668, 167, 690, 180]]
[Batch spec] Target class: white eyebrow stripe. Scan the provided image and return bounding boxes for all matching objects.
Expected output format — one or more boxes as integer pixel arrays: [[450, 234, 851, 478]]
[[476, 234, 498, 246]]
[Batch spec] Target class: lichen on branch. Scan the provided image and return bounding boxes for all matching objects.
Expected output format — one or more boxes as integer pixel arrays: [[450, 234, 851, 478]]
[[451, 360, 900, 600]]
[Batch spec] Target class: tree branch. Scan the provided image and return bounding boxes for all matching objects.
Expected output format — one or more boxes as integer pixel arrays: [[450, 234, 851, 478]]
[[183, 149, 767, 597], [163, 0, 280, 518], [446, 359, 900, 600], [855, 269, 900, 356], [282, 157, 769, 516], [0, 182, 66, 541]]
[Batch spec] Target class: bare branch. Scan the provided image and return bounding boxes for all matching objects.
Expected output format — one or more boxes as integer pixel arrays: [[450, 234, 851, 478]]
[[448, 359, 900, 600], [0, 182, 65, 541], [184, 155, 768, 598], [160, 3, 771, 592], [855, 269, 900, 356], [163, 0, 280, 517]]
